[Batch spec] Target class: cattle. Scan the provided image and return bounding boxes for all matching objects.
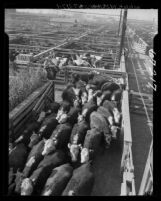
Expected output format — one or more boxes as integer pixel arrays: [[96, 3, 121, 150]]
[[102, 99, 116, 116], [56, 101, 71, 122], [61, 87, 76, 106], [97, 106, 120, 140], [62, 161, 94, 196], [92, 75, 112, 89], [80, 128, 103, 164], [9, 143, 28, 173], [22, 140, 45, 177], [68, 119, 89, 162], [101, 81, 120, 93], [101, 90, 112, 103], [37, 115, 58, 139], [44, 102, 60, 117], [79, 72, 95, 83], [28, 132, 41, 149], [67, 107, 81, 126], [23, 153, 44, 178], [21, 150, 67, 195], [82, 99, 98, 124], [111, 88, 122, 111], [13, 120, 42, 147], [14, 170, 26, 195], [41, 163, 73, 196], [102, 100, 121, 126], [44, 123, 72, 154], [80, 89, 88, 106]]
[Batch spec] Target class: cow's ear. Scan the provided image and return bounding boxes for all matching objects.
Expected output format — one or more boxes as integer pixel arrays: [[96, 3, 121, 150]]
[[68, 143, 71, 149]]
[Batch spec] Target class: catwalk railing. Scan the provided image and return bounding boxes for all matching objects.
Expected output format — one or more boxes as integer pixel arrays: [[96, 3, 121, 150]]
[[138, 140, 153, 195], [120, 52, 136, 196]]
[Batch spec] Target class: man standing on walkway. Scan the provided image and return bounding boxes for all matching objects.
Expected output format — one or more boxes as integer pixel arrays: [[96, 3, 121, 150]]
[[43, 53, 60, 80]]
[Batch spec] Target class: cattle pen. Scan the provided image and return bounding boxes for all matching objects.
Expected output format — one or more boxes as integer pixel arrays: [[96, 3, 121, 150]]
[[7, 9, 153, 196]]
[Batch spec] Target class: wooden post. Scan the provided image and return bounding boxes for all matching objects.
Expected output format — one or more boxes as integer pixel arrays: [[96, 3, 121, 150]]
[[119, 9, 128, 63]]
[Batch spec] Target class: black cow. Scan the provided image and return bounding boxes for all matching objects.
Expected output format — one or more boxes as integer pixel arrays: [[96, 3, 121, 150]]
[[21, 150, 67, 195], [37, 115, 58, 139], [101, 81, 120, 93], [13, 121, 42, 147], [80, 128, 103, 163], [67, 107, 81, 126], [62, 161, 94, 196], [9, 143, 28, 173], [41, 163, 73, 196], [45, 123, 72, 154], [68, 119, 89, 162]]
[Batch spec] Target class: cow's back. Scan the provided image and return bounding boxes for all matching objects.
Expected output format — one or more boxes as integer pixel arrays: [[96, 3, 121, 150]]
[[9, 143, 28, 172], [42, 163, 73, 196], [62, 162, 94, 196]]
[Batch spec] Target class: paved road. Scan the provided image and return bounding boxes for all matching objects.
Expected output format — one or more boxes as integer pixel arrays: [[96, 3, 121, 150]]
[[125, 35, 153, 194]]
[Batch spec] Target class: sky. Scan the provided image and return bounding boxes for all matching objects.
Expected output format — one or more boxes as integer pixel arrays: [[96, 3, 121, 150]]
[[16, 9, 158, 23]]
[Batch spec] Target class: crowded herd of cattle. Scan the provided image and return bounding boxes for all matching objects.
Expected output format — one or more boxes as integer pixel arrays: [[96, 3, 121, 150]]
[[43, 52, 104, 69], [9, 71, 125, 196]]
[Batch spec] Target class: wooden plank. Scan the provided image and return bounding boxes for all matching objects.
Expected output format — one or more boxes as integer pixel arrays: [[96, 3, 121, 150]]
[[9, 82, 49, 120], [122, 90, 132, 142], [33, 81, 53, 111], [13, 99, 36, 127]]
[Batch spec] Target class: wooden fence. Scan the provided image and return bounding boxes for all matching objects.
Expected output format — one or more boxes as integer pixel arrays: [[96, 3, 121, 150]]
[[9, 81, 55, 141], [138, 140, 153, 195]]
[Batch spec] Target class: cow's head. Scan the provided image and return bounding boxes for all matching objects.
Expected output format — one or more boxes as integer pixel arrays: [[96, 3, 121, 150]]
[[42, 138, 57, 156], [80, 148, 94, 164], [81, 91, 88, 105], [96, 96, 102, 106], [110, 125, 120, 139], [108, 116, 114, 126], [113, 108, 121, 124], [15, 170, 25, 194], [73, 98, 81, 108], [58, 113, 68, 124], [77, 113, 84, 123], [56, 108, 64, 121], [21, 178, 34, 196], [68, 143, 82, 162], [87, 89, 94, 102], [68, 190, 75, 196], [28, 132, 40, 148], [42, 189, 52, 196]]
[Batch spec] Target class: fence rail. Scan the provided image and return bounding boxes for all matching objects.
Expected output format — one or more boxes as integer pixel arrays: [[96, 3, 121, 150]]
[[138, 140, 153, 195], [9, 81, 54, 142]]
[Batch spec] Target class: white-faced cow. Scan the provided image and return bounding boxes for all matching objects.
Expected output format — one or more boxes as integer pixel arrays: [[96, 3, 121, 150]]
[[80, 128, 103, 164], [68, 117, 89, 163]]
